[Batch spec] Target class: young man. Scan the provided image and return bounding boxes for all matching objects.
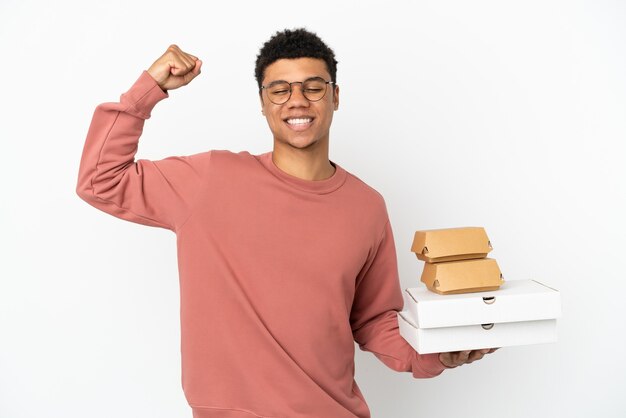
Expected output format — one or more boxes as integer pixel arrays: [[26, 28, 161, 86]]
[[76, 28, 494, 418]]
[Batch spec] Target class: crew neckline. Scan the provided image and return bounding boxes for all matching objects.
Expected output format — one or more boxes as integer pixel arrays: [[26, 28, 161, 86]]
[[257, 151, 347, 194]]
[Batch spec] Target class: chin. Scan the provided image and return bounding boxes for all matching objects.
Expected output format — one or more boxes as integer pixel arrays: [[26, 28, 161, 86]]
[[278, 135, 318, 150], [289, 138, 319, 150]]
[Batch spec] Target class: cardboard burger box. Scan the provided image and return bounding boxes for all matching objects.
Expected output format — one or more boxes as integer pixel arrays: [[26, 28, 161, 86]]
[[397, 279, 561, 354], [411, 227, 492, 263], [421, 258, 505, 294]]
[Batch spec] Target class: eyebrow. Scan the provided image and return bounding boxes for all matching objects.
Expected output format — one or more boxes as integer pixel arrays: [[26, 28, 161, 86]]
[[266, 76, 326, 87], [267, 80, 288, 88]]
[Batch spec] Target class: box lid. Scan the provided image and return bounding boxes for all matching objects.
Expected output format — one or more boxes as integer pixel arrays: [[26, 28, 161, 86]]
[[403, 279, 561, 328], [421, 258, 504, 294], [411, 227, 492, 263]]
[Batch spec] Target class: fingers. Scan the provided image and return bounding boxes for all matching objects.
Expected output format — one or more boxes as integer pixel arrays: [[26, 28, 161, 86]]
[[148, 44, 202, 91], [180, 60, 202, 85], [439, 350, 470, 368], [438, 352, 454, 368], [440, 348, 499, 368], [457, 350, 471, 364], [167, 44, 198, 77], [466, 350, 486, 364]]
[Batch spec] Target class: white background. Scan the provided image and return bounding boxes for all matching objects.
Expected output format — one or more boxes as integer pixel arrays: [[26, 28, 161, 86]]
[[1, 0, 625, 417]]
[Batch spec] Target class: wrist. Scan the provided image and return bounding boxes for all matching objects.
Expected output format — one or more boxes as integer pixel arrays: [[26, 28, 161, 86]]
[[145, 69, 167, 93]]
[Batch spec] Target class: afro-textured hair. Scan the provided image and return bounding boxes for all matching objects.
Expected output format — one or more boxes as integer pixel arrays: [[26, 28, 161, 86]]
[[255, 28, 338, 89]]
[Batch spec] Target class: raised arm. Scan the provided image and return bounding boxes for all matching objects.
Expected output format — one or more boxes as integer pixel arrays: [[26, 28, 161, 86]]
[[75, 45, 207, 232]]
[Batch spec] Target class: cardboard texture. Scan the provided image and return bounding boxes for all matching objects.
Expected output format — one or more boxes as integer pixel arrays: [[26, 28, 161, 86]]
[[402, 279, 562, 328], [411, 227, 492, 263], [397, 310, 558, 354], [420, 258, 504, 294]]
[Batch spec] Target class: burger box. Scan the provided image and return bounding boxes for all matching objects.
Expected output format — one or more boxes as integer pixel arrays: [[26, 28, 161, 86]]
[[411, 227, 492, 263], [421, 258, 505, 294], [397, 279, 561, 354]]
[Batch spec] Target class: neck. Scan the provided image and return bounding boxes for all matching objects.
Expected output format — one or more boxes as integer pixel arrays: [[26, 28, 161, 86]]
[[272, 138, 335, 181]]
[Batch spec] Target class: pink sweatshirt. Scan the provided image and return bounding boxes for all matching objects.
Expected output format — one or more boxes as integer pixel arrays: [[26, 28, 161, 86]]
[[76, 70, 446, 418]]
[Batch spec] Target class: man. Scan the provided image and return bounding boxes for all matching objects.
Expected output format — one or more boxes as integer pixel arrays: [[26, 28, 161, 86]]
[[76, 28, 495, 418]]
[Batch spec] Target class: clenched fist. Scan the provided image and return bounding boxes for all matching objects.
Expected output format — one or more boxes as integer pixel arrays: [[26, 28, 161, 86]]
[[147, 44, 202, 92]]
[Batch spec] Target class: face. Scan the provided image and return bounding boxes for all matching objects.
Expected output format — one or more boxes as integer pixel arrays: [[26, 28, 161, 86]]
[[260, 57, 339, 151]]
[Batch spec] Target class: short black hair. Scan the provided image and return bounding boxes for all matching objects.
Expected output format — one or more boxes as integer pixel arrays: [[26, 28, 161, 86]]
[[255, 28, 338, 89]]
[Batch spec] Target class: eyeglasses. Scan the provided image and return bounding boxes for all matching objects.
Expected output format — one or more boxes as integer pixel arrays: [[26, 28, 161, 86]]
[[260, 77, 335, 105]]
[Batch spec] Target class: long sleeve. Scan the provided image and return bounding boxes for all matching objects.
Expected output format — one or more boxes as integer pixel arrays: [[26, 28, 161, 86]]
[[350, 215, 447, 378], [76, 71, 211, 232]]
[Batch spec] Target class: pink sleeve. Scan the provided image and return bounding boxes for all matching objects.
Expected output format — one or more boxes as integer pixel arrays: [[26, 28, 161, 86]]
[[76, 71, 210, 232], [350, 216, 448, 378]]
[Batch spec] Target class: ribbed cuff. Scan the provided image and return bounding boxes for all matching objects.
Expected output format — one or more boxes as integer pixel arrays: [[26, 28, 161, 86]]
[[119, 70, 169, 119]]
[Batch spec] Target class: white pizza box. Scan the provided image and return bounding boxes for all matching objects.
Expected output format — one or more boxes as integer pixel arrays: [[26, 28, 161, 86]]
[[397, 279, 561, 354], [397, 309, 558, 354], [402, 279, 561, 329]]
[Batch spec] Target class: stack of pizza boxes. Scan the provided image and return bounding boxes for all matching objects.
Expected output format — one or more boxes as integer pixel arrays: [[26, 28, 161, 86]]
[[397, 227, 562, 354]]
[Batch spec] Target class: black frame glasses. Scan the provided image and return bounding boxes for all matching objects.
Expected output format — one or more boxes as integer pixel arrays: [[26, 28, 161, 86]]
[[260, 77, 335, 105]]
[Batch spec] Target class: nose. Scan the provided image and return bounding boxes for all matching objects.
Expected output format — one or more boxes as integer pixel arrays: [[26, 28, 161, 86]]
[[286, 83, 309, 107]]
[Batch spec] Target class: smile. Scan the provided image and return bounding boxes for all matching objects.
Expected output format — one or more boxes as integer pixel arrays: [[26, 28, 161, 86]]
[[286, 118, 313, 125]]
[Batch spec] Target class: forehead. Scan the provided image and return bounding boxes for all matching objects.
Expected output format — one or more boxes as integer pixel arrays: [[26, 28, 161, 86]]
[[263, 57, 330, 83]]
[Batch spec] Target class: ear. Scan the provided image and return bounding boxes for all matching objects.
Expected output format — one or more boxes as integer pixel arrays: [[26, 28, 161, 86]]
[[259, 91, 265, 115], [333, 84, 340, 111]]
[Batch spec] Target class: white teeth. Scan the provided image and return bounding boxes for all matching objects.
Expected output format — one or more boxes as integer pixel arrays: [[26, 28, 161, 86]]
[[286, 118, 312, 125]]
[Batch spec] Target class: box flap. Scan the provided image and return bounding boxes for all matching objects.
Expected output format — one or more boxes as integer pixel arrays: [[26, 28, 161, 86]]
[[404, 279, 562, 328], [411, 227, 492, 263], [421, 258, 504, 294]]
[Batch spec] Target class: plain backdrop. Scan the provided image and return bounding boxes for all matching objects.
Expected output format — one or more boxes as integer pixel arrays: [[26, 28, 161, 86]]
[[1, 0, 625, 417]]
